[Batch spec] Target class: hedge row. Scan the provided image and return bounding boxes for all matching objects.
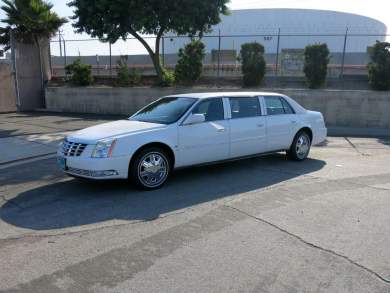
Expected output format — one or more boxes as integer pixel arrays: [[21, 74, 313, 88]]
[[65, 41, 390, 91]]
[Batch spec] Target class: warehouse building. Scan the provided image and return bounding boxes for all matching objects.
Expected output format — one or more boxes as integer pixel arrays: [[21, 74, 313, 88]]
[[164, 8, 387, 54]]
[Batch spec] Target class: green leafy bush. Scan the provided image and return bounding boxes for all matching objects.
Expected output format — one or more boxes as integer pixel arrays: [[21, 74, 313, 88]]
[[368, 42, 390, 91], [157, 68, 175, 87], [116, 55, 142, 86], [117, 55, 130, 86], [129, 68, 141, 86], [239, 42, 266, 87], [65, 59, 93, 86], [303, 44, 330, 89], [175, 40, 206, 84]]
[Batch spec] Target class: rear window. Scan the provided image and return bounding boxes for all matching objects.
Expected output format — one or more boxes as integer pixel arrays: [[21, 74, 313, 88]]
[[229, 97, 261, 119], [265, 96, 295, 115]]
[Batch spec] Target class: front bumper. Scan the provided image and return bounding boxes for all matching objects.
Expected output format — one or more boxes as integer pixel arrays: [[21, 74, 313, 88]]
[[58, 154, 130, 180]]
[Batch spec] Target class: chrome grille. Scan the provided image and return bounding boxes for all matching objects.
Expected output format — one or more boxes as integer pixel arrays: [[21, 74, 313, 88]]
[[67, 167, 93, 177], [62, 140, 87, 157]]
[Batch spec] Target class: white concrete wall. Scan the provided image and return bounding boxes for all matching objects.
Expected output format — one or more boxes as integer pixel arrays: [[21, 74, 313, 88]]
[[0, 62, 17, 113], [45, 87, 390, 128]]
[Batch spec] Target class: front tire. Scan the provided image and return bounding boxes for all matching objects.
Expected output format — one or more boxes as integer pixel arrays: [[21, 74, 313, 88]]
[[129, 147, 171, 190], [288, 131, 311, 161]]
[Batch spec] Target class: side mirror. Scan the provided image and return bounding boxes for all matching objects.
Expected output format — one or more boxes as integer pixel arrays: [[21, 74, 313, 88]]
[[183, 113, 205, 125]]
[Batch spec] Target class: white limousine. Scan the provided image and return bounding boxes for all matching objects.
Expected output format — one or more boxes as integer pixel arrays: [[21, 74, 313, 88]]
[[58, 92, 327, 189]]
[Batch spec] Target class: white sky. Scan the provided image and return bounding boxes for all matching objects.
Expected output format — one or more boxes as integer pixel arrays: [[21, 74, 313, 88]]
[[1, 0, 389, 37], [1, 0, 389, 55]]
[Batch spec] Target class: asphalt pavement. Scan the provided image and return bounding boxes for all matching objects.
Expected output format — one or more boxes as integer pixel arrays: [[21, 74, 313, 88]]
[[1, 112, 390, 292]]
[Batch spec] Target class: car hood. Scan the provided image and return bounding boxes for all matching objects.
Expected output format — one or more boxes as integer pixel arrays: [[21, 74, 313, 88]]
[[67, 120, 166, 143]]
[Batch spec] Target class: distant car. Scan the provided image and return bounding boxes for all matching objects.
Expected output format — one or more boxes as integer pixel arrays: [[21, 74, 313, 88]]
[[58, 92, 327, 189]]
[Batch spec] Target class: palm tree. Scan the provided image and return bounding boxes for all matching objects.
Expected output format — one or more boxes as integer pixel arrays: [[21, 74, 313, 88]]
[[0, 0, 67, 83]]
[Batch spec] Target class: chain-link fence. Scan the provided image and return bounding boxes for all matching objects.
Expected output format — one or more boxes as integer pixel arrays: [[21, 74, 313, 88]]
[[49, 32, 389, 79]]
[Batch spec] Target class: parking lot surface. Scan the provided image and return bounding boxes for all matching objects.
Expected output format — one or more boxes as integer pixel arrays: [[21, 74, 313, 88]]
[[1, 112, 390, 292]]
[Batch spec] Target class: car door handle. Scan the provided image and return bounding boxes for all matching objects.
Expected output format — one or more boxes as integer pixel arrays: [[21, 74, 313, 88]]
[[291, 120, 297, 124], [217, 128, 225, 132], [257, 123, 264, 127]]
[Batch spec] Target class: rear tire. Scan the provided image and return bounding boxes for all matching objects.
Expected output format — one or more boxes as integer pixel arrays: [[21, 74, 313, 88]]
[[129, 147, 171, 190], [288, 131, 311, 161]]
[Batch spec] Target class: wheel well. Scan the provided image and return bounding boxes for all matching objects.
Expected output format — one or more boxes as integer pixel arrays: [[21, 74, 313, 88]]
[[129, 142, 175, 170], [298, 127, 313, 142]]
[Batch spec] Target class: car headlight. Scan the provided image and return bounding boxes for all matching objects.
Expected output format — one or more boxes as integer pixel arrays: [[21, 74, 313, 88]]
[[91, 139, 117, 158]]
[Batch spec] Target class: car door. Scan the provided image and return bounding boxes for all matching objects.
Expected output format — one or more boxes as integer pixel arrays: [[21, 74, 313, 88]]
[[177, 98, 230, 166], [228, 96, 266, 158], [263, 96, 298, 151]]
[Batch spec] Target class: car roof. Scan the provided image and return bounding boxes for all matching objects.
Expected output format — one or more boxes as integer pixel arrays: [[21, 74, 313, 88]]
[[165, 92, 285, 99]]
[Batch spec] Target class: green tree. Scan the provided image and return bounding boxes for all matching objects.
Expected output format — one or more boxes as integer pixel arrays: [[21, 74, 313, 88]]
[[68, 0, 229, 84], [0, 0, 67, 83], [303, 43, 330, 89], [368, 41, 390, 91], [175, 39, 205, 84], [240, 42, 266, 87]]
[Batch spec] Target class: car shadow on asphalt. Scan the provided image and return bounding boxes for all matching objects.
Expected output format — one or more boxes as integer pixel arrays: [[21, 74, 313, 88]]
[[0, 154, 326, 230]]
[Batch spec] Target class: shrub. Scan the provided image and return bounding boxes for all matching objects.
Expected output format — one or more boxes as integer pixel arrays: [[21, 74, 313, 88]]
[[117, 55, 130, 86], [303, 44, 330, 89], [157, 68, 175, 87], [368, 41, 390, 90], [65, 59, 93, 86], [239, 42, 266, 87], [116, 55, 142, 86], [129, 68, 141, 86], [174, 40, 206, 84]]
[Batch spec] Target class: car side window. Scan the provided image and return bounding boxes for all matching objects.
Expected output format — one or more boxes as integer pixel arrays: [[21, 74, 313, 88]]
[[192, 98, 224, 122], [265, 96, 285, 115], [281, 98, 295, 114], [229, 97, 261, 119]]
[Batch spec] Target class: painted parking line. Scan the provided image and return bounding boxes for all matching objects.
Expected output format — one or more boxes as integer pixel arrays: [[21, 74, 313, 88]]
[[0, 132, 69, 165], [0, 153, 57, 170]]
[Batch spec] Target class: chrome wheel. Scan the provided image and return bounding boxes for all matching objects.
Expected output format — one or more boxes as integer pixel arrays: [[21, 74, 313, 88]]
[[295, 133, 310, 159], [137, 152, 169, 188]]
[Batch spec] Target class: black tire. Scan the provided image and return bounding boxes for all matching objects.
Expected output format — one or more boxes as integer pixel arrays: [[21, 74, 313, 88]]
[[129, 147, 171, 190], [288, 130, 311, 161]]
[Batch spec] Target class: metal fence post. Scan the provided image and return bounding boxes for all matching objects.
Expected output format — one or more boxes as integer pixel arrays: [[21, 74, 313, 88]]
[[162, 36, 165, 67], [109, 41, 112, 78], [217, 29, 221, 82], [340, 27, 348, 78], [96, 54, 100, 76], [58, 32, 62, 57], [48, 40, 53, 79], [63, 38, 67, 67], [275, 28, 281, 76]]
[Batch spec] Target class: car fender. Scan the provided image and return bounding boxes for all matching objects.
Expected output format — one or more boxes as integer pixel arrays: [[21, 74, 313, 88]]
[[112, 126, 178, 165]]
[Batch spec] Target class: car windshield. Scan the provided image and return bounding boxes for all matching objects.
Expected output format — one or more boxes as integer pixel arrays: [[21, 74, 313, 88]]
[[130, 97, 196, 124]]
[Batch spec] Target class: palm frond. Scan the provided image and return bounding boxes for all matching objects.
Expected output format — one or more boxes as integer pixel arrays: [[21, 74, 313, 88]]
[[0, 0, 67, 45]]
